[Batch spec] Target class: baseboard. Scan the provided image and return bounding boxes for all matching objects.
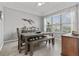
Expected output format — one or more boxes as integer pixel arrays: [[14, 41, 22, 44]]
[[4, 39, 18, 44]]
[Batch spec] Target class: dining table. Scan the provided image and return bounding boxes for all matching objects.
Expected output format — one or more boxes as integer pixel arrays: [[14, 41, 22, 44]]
[[21, 32, 54, 55]]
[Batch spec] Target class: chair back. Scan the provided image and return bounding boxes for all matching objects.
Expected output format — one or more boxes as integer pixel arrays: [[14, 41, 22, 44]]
[[17, 28, 21, 40]]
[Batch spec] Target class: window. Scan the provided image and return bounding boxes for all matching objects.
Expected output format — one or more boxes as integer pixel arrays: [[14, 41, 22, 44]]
[[44, 12, 72, 33], [52, 15, 61, 33], [44, 12, 73, 39], [62, 13, 71, 33], [45, 16, 52, 32]]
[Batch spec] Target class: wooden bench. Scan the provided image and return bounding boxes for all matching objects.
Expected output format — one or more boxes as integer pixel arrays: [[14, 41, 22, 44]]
[[25, 36, 54, 56]]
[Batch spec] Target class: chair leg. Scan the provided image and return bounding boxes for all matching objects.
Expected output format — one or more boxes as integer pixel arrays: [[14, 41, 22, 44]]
[[25, 40, 28, 55], [18, 40, 21, 53], [18, 42, 19, 50], [46, 41, 47, 45]]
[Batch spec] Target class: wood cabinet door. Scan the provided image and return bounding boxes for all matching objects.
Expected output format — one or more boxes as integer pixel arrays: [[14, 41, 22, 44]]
[[62, 36, 78, 56]]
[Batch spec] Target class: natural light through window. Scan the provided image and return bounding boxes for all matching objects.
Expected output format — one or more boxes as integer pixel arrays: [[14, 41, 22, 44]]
[[44, 11, 75, 38]]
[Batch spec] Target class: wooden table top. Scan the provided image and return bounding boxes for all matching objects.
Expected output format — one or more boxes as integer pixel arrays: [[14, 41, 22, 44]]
[[21, 32, 53, 37]]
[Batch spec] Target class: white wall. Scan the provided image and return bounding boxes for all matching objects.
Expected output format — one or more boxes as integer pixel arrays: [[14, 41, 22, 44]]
[[4, 7, 43, 41], [0, 5, 3, 50], [0, 18, 3, 50]]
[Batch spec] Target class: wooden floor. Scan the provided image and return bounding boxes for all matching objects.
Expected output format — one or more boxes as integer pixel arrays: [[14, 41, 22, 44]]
[[0, 39, 61, 56]]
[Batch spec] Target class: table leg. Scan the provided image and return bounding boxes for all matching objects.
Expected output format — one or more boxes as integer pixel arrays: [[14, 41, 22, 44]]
[[52, 38, 54, 45], [49, 40, 51, 44]]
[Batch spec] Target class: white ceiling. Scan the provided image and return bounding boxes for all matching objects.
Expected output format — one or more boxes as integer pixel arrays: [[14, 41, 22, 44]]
[[0, 2, 78, 16]]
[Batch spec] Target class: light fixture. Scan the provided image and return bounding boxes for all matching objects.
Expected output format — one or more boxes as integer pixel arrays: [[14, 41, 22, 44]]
[[37, 2, 45, 6]]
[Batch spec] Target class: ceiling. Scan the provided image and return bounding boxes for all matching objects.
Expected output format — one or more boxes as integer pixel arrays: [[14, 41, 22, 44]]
[[0, 2, 78, 16]]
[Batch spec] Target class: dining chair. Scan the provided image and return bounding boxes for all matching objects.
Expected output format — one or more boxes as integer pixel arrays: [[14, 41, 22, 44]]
[[48, 33, 54, 44], [17, 28, 25, 53], [18, 28, 40, 53], [17, 28, 21, 53], [44, 33, 54, 45]]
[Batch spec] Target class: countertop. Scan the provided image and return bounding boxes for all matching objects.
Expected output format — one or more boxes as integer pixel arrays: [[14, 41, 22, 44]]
[[62, 33, 79, 39]]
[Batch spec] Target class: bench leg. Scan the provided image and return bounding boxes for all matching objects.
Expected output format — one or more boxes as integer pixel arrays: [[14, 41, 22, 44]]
[[30, 43, 34, 56]]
